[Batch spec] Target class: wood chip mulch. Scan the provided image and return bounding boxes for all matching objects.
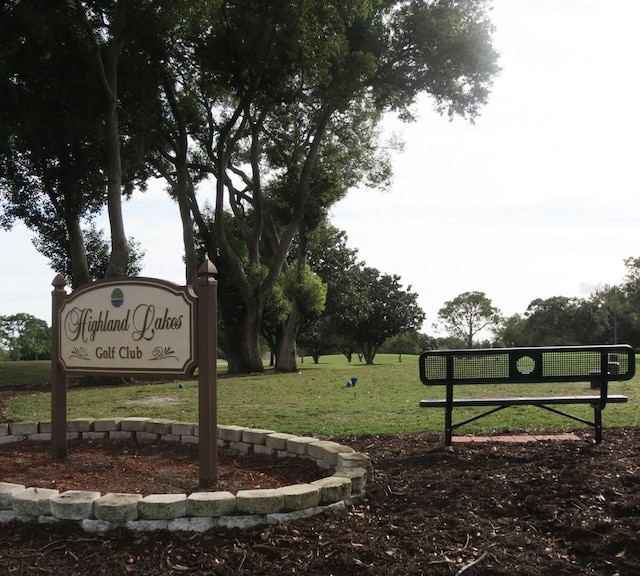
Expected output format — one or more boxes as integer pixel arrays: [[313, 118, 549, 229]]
[[2, 427, 640, 575]]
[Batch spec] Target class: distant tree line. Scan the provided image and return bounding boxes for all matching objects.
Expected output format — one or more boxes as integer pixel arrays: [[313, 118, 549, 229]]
[[6, 255, 640, 363], [433, 256, 640, 349]]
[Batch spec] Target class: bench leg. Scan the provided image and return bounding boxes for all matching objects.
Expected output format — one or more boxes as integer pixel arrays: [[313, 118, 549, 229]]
[[445, 379, 454, 446], [445, 408, 453, 446], [594, 407, 602, 444]]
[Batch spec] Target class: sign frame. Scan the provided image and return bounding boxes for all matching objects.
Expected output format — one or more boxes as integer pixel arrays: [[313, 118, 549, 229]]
[[56, 276, 197, 376], [51, 260, 219, 487]]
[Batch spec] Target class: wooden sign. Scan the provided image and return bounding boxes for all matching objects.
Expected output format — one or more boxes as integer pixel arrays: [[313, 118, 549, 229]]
[[57, 277, 196, 375]]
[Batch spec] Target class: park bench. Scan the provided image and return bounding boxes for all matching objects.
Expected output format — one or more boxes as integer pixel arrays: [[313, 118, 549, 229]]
[[419, 344, 635, 445]]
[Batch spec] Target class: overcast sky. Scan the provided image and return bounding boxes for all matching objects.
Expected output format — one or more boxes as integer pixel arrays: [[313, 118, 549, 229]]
[[1, 0, 639, 334]]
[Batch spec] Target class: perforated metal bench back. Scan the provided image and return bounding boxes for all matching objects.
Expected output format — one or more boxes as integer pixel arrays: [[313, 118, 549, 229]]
[[420, 345, 635, 385]]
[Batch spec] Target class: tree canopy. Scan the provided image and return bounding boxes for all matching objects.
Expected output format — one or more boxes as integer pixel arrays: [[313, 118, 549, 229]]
[[1, 0, 500, 373], [438, 291, 501, 347]]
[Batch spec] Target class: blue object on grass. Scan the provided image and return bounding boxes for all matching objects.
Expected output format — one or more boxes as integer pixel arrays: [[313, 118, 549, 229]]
[[345, 377, 358, 387]]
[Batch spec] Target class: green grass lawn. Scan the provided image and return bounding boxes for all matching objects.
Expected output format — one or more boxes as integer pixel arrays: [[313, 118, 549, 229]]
[[2, 354, 640, 437]]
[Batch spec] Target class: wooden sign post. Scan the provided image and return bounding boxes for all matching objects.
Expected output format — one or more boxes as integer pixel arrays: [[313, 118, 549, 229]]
[[51, 260, 218, 487]]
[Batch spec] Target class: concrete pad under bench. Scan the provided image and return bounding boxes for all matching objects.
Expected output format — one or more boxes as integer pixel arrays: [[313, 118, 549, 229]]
[[50, 490, 101, 520], [94, 493, 142, 522]]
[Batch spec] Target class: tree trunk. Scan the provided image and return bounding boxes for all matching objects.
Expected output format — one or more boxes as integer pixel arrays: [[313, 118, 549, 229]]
[[223, 318, 264, 375], [66, 216, 90, 288], [104, 97, 129, 277], [75, 0, 129, 277], [275, 300, 301, 373], [175, 166, 198, 285]]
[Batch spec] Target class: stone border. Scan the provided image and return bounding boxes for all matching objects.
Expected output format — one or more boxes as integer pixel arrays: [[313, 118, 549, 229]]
[[0, 419, 372, 533]]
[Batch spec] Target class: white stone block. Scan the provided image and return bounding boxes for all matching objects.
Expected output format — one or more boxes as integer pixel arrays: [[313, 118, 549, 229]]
[[168, 517, 217, 533], [136, 431, 159, 442], [12, 487, 59, 516], [242, 428, 276, 445], [67, 418, 94, 432], [109, 431, 134, 440], [38, 422, 52, 433], [187, 491, 236, 517], [307, 441, 354, 467], [217, 425, 246, 442], [9, 422, 38, 435], [229, 441, 251, 454], [120, 417, 151, 432], [145, 419, 174, 435], [0, 510, 16, 523], [266, 432, 297, 451], [311, 476, 352, 504], [171, 422, 196, 436], [92, 418, 122, 432], [27, 433, 51, 441], [81, 432, 108, 440], [0, 435, 23, 445], [236, 489, 284, 514], [94, 493, 142, 523], [0, 483, 25, 509], [286, 436, 319, 456], [82, 518, 118, 533], [216, 514, 265, 529], [277, 483, 320, 511], [50, 490, 101, 520], [253, 444, 276, 457], [332, 467, 368, 493], [138, 494, 187, 520], [125, 519, 169, 532]]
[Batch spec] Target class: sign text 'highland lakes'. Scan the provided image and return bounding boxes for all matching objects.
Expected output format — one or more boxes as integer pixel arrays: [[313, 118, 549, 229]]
[[58, 279, 196, 375]]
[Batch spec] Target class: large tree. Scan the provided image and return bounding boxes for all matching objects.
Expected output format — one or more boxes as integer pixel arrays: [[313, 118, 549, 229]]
[[0, 1, 106, 287], [0, 1, 158, 285], [2, 0, 500, 375], [347, 267, 425, 364], [438, 291, 501, 347], [522, 296, 609, 347], [184, 0, 500, 373], [0, 313, 50, 361]]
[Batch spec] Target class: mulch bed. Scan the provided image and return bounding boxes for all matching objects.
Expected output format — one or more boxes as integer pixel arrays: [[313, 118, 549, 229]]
[[2, 427, 640, 575]]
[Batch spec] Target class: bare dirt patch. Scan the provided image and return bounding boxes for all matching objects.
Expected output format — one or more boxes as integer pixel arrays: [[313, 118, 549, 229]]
[[2, 428, 640, 575]]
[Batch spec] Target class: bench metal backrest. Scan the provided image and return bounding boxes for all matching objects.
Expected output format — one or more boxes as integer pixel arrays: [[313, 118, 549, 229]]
[[420, 345, 635, 386]]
